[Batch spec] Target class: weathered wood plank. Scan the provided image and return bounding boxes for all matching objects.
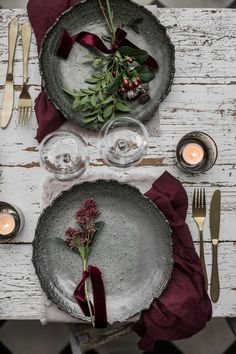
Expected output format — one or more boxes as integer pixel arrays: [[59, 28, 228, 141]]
[[0, 84, 236, 167], [0, 244, 45, 319]]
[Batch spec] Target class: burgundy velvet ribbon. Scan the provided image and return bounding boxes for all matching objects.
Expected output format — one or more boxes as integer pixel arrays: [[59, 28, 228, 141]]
[[56, 27, 158, 69], [74, 264, 107, 328]]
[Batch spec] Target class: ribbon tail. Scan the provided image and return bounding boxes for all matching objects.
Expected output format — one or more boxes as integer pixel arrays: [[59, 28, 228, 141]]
[[88, 265, 108, 328], [74, 270, 94, 317], [57, 29, 112, 59]]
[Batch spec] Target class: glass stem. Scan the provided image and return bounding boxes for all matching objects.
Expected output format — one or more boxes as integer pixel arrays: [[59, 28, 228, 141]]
[[83, 258, 95, 327]]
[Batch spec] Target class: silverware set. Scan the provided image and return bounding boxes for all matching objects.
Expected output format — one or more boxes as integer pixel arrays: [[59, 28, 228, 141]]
[[192, 188, 221, 302], [0, 18, 32, 128]]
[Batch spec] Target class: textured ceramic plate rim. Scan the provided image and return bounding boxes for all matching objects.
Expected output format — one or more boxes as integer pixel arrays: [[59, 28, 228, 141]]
[[39, 0, 175, 130], [32, 179, 173, 323]]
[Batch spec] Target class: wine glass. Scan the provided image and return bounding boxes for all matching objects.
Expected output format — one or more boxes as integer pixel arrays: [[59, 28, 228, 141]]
[[39, 131, 89, 181], [99, 117, 149, 169]]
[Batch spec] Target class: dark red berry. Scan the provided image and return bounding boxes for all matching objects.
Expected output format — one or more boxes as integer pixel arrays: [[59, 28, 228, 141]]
[[112, 71, 116, 77], [128, 57, 133, 63], [123, 78, 129, 87], [128, 82, 133, 90], [132, 80, 139, 88], [121, 87, 127, 93], [136, 76, 142, 84]]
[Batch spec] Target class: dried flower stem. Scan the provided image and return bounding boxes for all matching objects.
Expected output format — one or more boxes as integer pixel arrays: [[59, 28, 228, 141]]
[[97, 0, 116, 41], [83, 257, 95, 327]]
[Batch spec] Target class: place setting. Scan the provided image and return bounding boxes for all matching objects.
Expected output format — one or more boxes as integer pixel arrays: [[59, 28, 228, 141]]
[[0, 0, 225, 352]]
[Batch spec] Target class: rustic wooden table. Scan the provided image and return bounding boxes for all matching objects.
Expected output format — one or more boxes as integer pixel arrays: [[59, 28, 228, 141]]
[[0, 7, 236, 320]]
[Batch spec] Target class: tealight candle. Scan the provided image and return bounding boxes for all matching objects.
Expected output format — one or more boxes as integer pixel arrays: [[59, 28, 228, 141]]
[[182, 143, 205, 165], [176, 132, 218, 174], [0, 213, 15, 236]]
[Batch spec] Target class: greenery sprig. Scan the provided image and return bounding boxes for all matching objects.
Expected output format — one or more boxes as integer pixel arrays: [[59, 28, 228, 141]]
[[64, 0, 157, 125]]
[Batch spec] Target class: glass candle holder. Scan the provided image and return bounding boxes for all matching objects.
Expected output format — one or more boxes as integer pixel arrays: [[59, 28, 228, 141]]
[[0, 202, 24, 243], [176, 131, 218, 174]]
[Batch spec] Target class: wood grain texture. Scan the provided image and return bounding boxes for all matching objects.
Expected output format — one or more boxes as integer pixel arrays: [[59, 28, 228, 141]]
[[0, 8, 236, 319]]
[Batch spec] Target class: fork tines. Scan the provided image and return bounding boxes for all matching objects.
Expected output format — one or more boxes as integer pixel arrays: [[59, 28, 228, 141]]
[[192, 188, 206, 215]]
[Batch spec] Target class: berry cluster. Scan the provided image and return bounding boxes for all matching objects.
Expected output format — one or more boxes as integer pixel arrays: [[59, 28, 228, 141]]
[[119, 75, 142, 94]]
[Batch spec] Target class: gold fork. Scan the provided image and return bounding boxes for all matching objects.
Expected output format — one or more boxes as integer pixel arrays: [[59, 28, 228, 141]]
[[192, 188, 208, 291], [18, 21, 32, 125]]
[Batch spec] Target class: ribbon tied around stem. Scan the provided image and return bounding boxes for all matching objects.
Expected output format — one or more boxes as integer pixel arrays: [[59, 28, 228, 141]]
[[74, 264, 108, 328], [56, 27, 158, 70]]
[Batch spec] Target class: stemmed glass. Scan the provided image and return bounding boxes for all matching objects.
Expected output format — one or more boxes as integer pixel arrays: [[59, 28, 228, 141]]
[[99, 117, 149, 169], [39, 131, 89, 181]]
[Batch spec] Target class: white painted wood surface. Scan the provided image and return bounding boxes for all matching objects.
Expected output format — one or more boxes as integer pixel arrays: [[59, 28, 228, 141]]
[[0, 8, 236, 320]]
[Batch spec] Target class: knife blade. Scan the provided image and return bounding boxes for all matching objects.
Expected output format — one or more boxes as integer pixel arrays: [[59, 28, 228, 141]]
[[210, 190, 221, 302], [0, 18, 18, 129]]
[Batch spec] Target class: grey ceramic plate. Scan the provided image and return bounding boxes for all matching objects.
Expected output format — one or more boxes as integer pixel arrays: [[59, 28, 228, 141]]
[[33, 180, 173, 323], [40, 0, 175, 130]]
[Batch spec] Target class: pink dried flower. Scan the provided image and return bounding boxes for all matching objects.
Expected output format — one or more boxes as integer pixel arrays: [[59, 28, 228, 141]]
[[83, 198, 97, 208], [65, 198, 103, 252]]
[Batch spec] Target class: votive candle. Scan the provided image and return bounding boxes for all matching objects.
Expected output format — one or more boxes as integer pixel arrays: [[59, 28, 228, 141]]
[[182, 143, 205, 165], [0, 213, 16, 236]]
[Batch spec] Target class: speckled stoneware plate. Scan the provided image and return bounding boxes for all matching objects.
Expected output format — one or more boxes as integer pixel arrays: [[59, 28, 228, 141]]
[[40, 0, 175, 130], [33, 180, 173, 323]]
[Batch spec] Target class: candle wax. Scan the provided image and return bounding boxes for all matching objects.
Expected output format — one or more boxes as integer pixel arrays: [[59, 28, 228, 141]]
[[182, 143, 204, 165], [0, 213, 15, 235]]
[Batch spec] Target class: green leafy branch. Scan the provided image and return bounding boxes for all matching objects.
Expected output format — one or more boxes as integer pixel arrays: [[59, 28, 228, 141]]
[[64, 70, 131, 124]]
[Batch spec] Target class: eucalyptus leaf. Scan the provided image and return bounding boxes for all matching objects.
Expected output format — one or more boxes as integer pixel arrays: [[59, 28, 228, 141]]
[[102, 95, 114, 105], [82, 104, 92, 112], [106, 73, 123, 94], [103, 105, 113, 119], [85, 109, 99, 118], [81, 88, 94, 94], [91, 94, 97, 107], [101, 80, 107, 89], [85, 77, 98, 84], [92, 57, 104, 67], [80, 95, 89, 105], [136, 65, 155, 82], [115, 102, 131, 112], [119, 46, 148, 63], [98, 90, 104, 101], [95, 81, 102, 90], [72, 98, 81, 110], [63, 88, 76, 97], [84, 116, 98, 123], [98, 115, 105, 123]]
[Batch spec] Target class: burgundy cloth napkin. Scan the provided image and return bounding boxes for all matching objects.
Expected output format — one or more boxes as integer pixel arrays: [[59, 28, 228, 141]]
[[133, 171, 212, 351], [27, 0, 81, 142]]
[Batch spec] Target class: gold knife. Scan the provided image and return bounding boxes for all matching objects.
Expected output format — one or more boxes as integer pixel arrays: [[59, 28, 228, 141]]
[[0, 18, 18, 128], [210, 190, 221, 302]]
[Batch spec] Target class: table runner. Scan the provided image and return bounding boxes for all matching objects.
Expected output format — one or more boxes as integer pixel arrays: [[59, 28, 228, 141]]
[[40, 170, 212, 351]]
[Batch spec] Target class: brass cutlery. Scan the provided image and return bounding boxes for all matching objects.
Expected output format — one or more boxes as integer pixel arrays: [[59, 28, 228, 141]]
[[18, 21, 32, 125], [192, 188, 208, 291], [0, 18, 18, 128], [210, 190, 221, 303]]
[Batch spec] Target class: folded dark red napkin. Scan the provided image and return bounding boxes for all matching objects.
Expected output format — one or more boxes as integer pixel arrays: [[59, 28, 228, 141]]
[[27, 0, 80, 142], [133, 171, 212, 351]]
